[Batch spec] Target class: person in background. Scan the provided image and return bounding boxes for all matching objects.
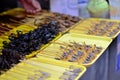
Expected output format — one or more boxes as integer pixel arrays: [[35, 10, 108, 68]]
[[19, 0, 42, 14], [20, 0, 50, 14], [0, 0, 49, 14]]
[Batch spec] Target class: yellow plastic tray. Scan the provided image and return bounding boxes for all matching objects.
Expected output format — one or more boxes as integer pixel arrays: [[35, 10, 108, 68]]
[[0, 25, 35, 46], [0, 56, 86, 80], [0, 24, 15, 36], [0, 24, 35, 38], [0, 36, 9, 52], [70, 18, 120, 39], [62, 19, 84, 34], [9, 25, 35, 34], [0, 8, 25, 16], [37, 33, 112, 67], [0, 8, 49, 16], [0, 8, 39, 27], [0, 24, 62, 59], [0, 38, 5, 47], [0, 8, 82, 34], [0, 8, 55, 27]]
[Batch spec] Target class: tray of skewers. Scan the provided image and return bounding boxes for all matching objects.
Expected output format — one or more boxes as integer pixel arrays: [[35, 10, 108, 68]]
[[37, 33, 112, 67], [0, 56, 86, 80], [70, 18, 120, 39], [0, 8, 82, 34]]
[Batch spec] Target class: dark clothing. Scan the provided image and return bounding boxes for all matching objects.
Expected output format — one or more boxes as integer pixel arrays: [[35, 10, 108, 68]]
[[106, 0, 109, 4], [0, 0, 50, 13], [0, 0, 17, 13], [38, 0, 50, 10]]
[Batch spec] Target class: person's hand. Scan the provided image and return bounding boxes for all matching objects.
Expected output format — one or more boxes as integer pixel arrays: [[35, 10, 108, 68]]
[[19, 0, 41, 14]]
